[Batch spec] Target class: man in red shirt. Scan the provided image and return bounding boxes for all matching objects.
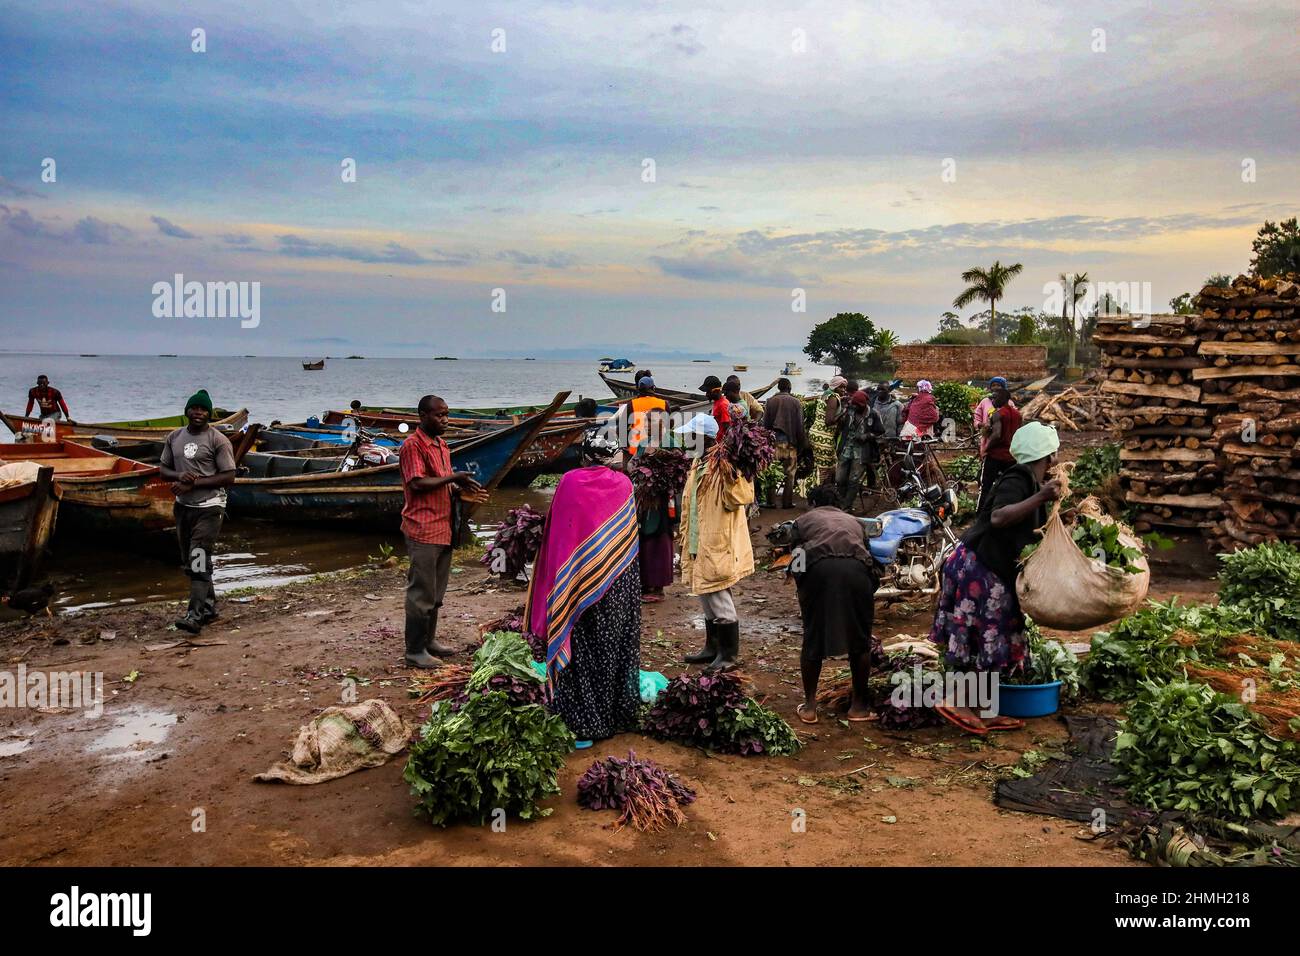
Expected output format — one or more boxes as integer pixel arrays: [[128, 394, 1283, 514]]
[[700, 375, 732, 440], [978, 385, 1022, 507], [26, 375, 71, 421], [400, 394, 482, 667]]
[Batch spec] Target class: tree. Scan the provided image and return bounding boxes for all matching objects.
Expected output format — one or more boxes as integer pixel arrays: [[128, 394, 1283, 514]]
[[1205, 273, 1234, 288], [861, 327, 900, 377], [1009, 313, 1037, 344], [804, 312, 877, 375], [953, 261, 1023, 341], [1250, 219, 1300, 278], [1058, 271, 1089, 368], [1170, 292, 1196, 315], [1094, 292, 1124, 318], [938, 311, 962, 333]]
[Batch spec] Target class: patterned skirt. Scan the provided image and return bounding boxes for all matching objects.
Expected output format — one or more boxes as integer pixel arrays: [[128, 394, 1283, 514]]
[[928, 542, 1028, 672], [551, 565, 643, 741], [799, 394, 837, 495]]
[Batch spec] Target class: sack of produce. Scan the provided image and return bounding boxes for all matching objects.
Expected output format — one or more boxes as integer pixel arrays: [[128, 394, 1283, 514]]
[[1016, 466, 1149, 630]]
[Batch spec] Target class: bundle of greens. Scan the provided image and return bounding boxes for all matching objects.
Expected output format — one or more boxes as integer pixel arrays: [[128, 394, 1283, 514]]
[[1114, 680, 1300, 820], [629, 448, 690, 504], [945, 455, 981, 483], [1082, 600, 1250, 701], [468, 631, 542, 691], [404, 691, 574, 826], [1217, 542, 1300, 642], [1068, 443, 1120, 498], [576, 750, 697, 832], [711, 417, 777, 481], [1021, 514, 1143, 573], [640, 672, 801, 756], [1004, 620, 1082, 699], [931, 381, 983, 429], [873, 653, 943, 730], [480, 505, 546, 578]]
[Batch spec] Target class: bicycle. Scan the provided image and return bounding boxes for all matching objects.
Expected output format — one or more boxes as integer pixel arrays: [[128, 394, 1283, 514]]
[[858, 435, 950, 512]]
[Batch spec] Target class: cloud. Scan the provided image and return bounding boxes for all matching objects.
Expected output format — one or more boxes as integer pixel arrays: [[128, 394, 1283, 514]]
[[70, 216, 129, 244], [274, 235, 437, 265], [151, 215, 197, 239], [496, 249, 578, 269], [222, 233, 255, 245], [667, 23, 704, 56], [0, 204, 52, 238], [649, 253, 801, 287], [0, 176, 43, 199]]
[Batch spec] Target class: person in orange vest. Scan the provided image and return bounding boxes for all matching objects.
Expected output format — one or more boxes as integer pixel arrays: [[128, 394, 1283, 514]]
[[625, 374, 668, 456]]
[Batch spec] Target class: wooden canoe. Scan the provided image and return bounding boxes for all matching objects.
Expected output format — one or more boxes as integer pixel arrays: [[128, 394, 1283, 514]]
[[303, 359, 325, 370], [226, 392, 569, 525], [0, 464, 59, 589], [1, 408, 248, 442], [0, 441, 174, 535]]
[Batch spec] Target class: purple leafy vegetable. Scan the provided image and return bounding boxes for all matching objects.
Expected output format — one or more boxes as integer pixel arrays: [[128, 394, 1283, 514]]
[[481, 505, 546, 578], [576, 750, 696, 832]]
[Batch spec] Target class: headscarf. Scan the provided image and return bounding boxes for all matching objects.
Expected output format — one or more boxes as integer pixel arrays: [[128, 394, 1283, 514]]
[[916, 380, 933, 393], [828, 376, 847, 392], [1009, 421, 1060, 464], [524, 467, 639, 690], [850, 389, 869, 409], [989, 376, 1008, 388], [186, 389, 213, 413]]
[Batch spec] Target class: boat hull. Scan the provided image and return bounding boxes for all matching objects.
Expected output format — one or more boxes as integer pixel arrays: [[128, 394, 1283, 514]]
[[0, 467, 59, 589], [599, 372, 778, 404], [1, 409, 248, 442]]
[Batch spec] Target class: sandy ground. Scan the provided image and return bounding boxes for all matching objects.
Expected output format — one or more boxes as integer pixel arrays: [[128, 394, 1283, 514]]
[[0, 440, 1222, 867]]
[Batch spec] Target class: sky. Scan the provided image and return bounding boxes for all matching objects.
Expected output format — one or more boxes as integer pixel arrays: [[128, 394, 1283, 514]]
[[1, 0, 1296, 357]]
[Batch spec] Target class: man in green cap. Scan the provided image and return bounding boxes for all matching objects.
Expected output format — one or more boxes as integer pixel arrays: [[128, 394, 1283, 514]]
[[159, 389, 237, 634]]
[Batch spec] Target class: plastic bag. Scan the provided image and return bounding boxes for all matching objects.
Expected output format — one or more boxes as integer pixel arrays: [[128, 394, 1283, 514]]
[[1015, 471, 1149, 631], [639, 670, 669, 703]]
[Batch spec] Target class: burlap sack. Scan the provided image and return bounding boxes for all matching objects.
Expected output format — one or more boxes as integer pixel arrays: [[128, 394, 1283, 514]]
[[253, 699, 410, 785], [1015, 469, 1149, 631]]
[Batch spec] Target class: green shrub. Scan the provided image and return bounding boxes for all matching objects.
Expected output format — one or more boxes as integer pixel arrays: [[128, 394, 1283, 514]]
[[932, 381, 984, 428], [1217, 542, 1300, 642]]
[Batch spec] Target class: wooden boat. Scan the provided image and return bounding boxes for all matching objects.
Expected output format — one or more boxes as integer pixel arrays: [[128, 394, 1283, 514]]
[[226, 393, 569, 525], [0, 442, 173, 536], [303, 359, 325, 370], [1, 408, 248, 443], [598, 372, 778, 404], [0, 463, 58, 589], [732, 364, 748, 372]]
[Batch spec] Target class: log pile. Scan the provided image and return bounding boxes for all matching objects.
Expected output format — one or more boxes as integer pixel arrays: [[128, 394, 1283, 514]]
[[1018, 373, 1112, 431], [1094, 312, 1223, 531], [1195, 275, 1300, 549]]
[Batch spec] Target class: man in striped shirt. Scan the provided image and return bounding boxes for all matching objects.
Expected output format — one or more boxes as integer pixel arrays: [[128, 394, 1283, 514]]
[[400, 394, 481, 667]]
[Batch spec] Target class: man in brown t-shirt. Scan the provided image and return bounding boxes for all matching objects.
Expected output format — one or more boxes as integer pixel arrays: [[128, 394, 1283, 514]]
[[159, 389, 236, 634]]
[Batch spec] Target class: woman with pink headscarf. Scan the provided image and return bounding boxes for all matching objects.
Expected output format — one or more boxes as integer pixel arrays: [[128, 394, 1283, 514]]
[[900, 379, 941, 439]]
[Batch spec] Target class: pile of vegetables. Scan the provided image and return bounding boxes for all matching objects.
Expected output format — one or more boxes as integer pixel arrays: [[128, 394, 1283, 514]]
[[1114, 680, 1300, 819], [576, 750, 697, 832], [640, 672, 801, 756], [711, 418, 777, 481], [931, 381, 983, 429], [404, 630, 572, 826], [628, 448, 690, 504], [1004, 619, 1082, 699], [1068, 443, 1120, 498], [405, 690, 574, 826], [480, 505, 546, 579], [1021, 514, 1144, 574], [873, 653, 943, 730], [1217, 541, 1300, 642]]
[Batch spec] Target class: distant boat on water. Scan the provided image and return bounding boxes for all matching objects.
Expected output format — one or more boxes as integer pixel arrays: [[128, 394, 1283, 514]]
[[692, 359, 711, 363], [80, 354, 98, 357], [732, 364, 748, 372], [302, 359, 325, 370], [599, 357, 634, 372], [781, 361, 803, 375], [434, 356, 458, 360], [158, 353, 178, 357]]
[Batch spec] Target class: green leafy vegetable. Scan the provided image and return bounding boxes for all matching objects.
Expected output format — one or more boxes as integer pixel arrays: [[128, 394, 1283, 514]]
[[1068, 443, 1119, 498], [931, 381, 984, 428], [1005, 619, 1081, 698], [467, 631, 542, 691], [404, 691, 574, 826], [945, 454, 981, 482], [1217, 542, 1300, 642], [1023, 514, 1144, 573], [1114, 680, 1300, 820]]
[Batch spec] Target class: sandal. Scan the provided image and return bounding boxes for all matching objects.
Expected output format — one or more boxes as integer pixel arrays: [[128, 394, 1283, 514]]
[[796, 703, 819, 724], [846, 711, 879, 723], [935, 705, 989, 736], [640, 594, 663, 603], [983, 716, 1025, 731]]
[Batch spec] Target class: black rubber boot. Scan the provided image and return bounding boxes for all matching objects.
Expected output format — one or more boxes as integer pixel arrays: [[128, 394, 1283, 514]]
[[405, 629, 438, 668], [425, 608, 456, 657], [706, 621, 740, 672], [683, 619, 718, 664]]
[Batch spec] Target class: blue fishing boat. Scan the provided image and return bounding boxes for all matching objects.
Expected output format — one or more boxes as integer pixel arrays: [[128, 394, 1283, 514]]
[[226, 393, 569, 525]]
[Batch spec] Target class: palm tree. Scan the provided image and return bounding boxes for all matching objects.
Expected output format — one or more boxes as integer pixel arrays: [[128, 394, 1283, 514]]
[[953, 261, 1023, 341], [1058, 271, 1089, 368], [873, 328, 901, 351]]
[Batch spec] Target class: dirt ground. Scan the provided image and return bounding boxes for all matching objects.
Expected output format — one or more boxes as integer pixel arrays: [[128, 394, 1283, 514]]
[[0, 437, 1222, 867]]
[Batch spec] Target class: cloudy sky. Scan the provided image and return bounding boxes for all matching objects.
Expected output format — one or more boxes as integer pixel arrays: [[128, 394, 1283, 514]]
[[1, 0, 1296, 356]]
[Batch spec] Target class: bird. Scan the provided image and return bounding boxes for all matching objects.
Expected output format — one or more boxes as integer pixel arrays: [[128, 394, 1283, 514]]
[[2, 582, 54, 616]]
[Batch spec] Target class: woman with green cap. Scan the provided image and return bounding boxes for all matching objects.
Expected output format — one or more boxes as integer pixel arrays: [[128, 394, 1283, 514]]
[[928, 421, 1062, 734]]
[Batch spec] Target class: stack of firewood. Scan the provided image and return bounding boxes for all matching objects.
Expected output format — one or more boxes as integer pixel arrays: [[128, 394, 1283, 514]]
[[1094, 312, 1223, 530], [1018, 373, 1112, 431], [1195, 275, 1300, 549]]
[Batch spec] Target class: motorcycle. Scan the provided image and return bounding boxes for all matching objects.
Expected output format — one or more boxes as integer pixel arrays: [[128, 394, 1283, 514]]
[[767, 473, 960, 604]]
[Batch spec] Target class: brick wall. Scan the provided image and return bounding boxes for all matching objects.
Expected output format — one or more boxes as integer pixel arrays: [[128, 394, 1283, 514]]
[[891, 345, 1048, 383]]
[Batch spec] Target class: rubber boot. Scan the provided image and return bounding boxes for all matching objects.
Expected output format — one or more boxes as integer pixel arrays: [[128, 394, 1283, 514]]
[[683, 619, 718, 664], [425, 607, 456, 657], [706, 621, 740, 672], [781, 484, 794, 509], [405, 625, 438, 668], [174, 578, 210, 634]]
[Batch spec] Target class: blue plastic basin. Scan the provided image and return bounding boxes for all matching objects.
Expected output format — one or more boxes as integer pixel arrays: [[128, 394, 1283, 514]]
[[997, 680, 1062, 718]]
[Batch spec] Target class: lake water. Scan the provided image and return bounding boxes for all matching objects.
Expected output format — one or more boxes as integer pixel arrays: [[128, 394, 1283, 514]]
[[0, 354, 837, 425]]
